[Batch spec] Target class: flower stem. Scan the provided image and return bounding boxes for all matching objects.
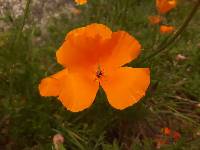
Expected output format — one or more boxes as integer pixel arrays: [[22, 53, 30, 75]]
[[141, 0, 200, 63], [17, 0, 32, 40], [10, 0, 31, 50]]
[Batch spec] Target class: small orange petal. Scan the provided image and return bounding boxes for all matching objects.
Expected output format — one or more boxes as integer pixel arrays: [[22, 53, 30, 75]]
[[101, 31, 141, 70], [156, 0, 177, 14], [58, 70, 99, 112], [163, 127, 171, 135], [39, 69, 68, 97], [100, 67, 150, 110], [160, 25, 175, 33], [74, 0, 87, 5], [148, 15, 163, 25], [56, 23, 112, 69]]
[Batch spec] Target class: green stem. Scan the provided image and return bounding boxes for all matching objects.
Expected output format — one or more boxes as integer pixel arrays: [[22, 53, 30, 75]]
[[141, 0, 200, 63], [10, 0, 31, 50], [8, 0, 31, 100], [17, 0, 32, 40]]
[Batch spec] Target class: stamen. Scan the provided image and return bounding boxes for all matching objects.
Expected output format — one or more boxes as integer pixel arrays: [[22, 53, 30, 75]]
[[96, 65, 103, 78]]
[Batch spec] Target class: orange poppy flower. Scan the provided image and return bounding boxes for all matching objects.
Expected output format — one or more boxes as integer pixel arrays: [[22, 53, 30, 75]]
[[160, 25, 175, 33], [39, 23, 150, 112], [163, 127, 181, 141], [74, 0, 87, 5], [148, 15, 163, 25], [163, 127, 171, 135], [156, 127, 181, 148], [156, 0, 177, 14]]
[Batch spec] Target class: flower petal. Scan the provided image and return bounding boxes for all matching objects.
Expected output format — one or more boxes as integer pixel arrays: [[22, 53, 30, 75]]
[[100, 67, 150, 110], [74, 0, 87, 5], [101, 31, 141, 70], [59, 70, 99, 112], [39, 69, 68, 96], [156, 0, 177, 14], [160, 25, 175, 34], [56, 23, 112, 69]]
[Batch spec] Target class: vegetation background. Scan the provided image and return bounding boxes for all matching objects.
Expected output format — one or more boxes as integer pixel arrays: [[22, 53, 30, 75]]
[[0, 0, 200, 149]]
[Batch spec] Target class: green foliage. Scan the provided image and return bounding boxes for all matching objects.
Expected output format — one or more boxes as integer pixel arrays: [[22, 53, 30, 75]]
[[0, 0, 200, 149]]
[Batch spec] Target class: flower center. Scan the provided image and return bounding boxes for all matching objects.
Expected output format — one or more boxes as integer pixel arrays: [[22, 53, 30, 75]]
[[96, 65, 104, 79]]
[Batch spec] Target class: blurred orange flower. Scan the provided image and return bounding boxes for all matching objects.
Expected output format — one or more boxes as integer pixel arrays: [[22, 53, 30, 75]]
[[75, 0, 87, 5], [164, 127, 171, 135], [39, 23, 150, 112], [148, 15, 163, 25], [162, 127, 181, 142], [156, 127, 181, 148], [160, 25, 175, 33], [156, 0, 177, 14]]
